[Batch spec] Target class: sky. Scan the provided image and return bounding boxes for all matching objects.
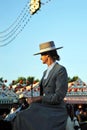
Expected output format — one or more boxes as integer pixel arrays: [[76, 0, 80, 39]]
[[0, 0, 87, 85]]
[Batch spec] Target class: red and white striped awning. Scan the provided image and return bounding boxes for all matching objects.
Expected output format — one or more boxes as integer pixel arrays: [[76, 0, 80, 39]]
[[64, 96, 87, 104]]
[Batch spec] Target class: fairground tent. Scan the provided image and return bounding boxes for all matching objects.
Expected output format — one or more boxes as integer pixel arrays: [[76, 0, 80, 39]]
[[64, 78, 87, 104]]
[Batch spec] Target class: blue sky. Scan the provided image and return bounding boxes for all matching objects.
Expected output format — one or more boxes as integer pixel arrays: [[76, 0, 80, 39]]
[[0, 0, 87, 85]]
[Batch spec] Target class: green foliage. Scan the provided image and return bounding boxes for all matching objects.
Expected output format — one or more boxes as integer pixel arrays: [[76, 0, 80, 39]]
[[0, 77, 3, 82], [16, 77, 26, 84], [68, 76, 79, 82], [27, 76, 34, 84], [10, 76, 40, 85], [34, 79, 39, 82]]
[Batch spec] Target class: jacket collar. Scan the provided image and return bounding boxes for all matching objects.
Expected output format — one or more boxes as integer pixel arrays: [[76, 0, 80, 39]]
[[43, 62, 59, 87]]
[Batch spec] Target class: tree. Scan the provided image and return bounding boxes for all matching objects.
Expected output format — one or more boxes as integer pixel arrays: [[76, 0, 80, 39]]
[[26, 76, 34, 85], [9, 76, 40, 86], [68, 76, 79, 82], [68, 77, 71, 83], [0, 77, 3, 83], [15, 77, 26, 84]]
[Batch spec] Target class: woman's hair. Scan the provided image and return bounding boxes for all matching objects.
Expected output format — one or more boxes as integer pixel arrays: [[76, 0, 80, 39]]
[[42, 50, 60, 61]]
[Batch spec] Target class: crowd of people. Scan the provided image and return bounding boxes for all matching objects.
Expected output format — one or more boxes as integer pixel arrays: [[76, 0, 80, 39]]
[[75, 105, 87, 130]]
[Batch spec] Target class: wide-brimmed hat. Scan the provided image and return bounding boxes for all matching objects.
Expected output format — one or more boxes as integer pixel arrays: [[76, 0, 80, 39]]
[[34, 41, 63, 55]]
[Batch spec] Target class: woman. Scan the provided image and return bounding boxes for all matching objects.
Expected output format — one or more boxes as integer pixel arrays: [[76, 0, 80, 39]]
[[13, 41, 68, 130]]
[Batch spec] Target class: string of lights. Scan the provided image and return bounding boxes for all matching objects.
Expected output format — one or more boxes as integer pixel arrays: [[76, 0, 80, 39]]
[[0, 12, 30, 41], [0, 0, 29, 34], [0, 0, 53, 47], [0, 15, 32, 47]]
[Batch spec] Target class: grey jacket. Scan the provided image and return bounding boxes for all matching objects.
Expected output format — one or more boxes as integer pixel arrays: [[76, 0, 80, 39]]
[[40, 62, 68, 105]]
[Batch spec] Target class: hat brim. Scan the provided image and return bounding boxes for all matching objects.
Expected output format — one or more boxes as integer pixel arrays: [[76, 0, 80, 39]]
[[34, 46, 63, 55]]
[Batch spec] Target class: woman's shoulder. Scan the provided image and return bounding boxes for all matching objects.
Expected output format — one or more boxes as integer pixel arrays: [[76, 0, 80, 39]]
[[55, 62, 67, 70]]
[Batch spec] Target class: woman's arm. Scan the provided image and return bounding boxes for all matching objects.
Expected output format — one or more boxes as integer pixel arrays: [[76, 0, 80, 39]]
[[26, 96, 42, 104]]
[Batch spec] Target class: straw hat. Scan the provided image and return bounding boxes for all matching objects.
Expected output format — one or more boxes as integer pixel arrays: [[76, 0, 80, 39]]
[[34, 41, 63, 55]]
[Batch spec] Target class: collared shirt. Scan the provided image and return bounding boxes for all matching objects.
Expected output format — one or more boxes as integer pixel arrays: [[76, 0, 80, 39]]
[[44, 62, 56, 79]]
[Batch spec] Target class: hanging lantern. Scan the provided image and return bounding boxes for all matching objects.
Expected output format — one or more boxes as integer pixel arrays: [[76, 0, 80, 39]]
[[77, 83, 80, 86], [2, 84, 5, 90], [74, 88, 78, 92], [83, 83, 86, 86], [4, 79, 7, 83], [29, 0, 41, 15]]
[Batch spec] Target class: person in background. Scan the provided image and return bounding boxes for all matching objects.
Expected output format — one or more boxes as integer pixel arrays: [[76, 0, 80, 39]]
[[13, 41, 68, 130]]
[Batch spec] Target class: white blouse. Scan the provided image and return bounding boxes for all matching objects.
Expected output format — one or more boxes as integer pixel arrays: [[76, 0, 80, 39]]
[[44, 62, 56, 79]]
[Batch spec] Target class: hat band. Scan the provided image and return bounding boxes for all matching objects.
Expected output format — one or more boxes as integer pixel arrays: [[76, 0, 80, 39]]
[[40, 46, 56, 53]]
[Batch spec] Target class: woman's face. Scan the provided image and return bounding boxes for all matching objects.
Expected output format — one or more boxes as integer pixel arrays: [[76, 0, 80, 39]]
[[40, 54, 49, 64]]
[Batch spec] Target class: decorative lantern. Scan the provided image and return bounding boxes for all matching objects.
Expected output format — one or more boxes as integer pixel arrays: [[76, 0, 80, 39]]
[[4, 79, 7, 83], [29, 0, 41, 15]]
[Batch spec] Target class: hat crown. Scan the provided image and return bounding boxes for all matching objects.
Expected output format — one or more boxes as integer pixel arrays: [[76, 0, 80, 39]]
[[39, 41, 55, 50]]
